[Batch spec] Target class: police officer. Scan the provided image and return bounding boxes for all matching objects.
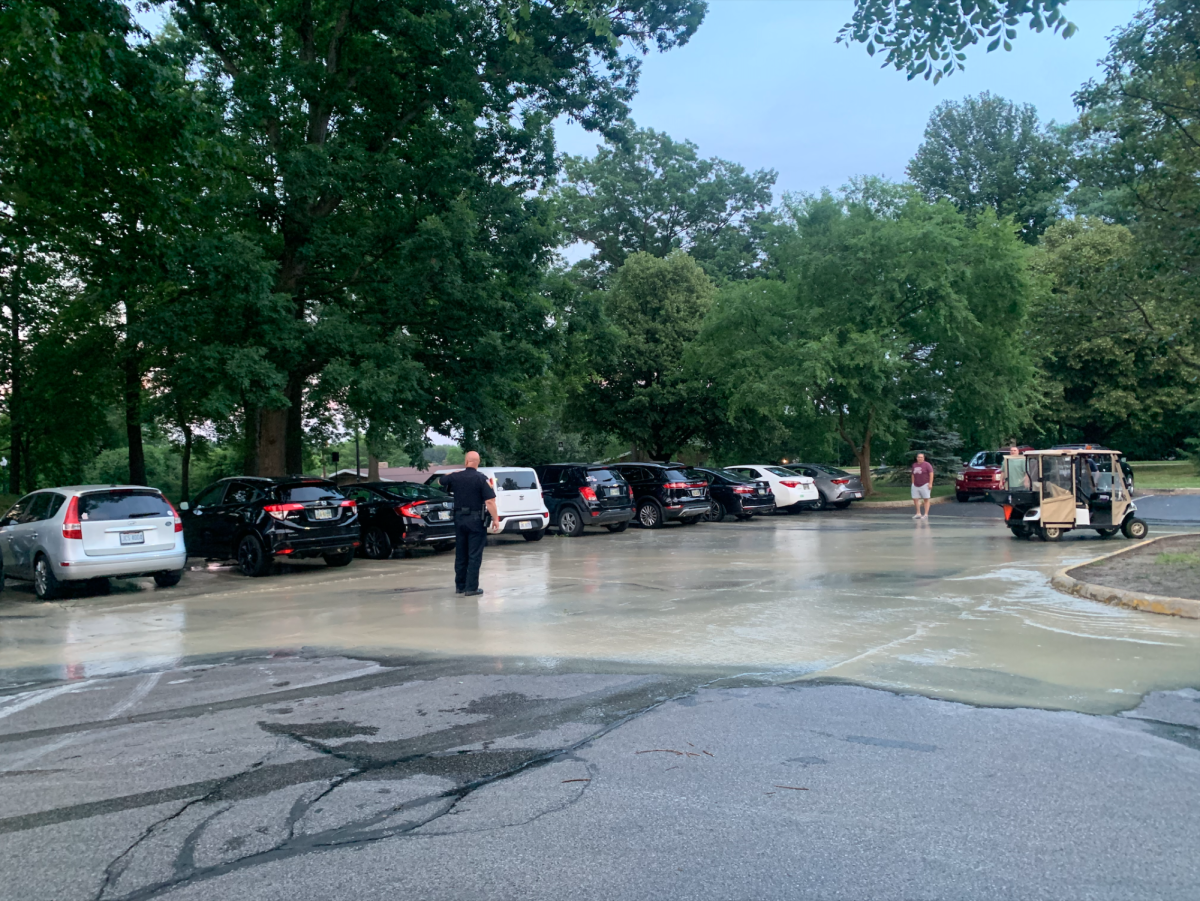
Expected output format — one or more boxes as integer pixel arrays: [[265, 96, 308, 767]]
[[441, 451, 499, 596]]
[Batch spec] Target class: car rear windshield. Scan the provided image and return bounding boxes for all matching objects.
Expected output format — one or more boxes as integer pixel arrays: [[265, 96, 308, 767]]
[[493, 470, 539, 491], [378, 483, 448, 500], [663, 469, 691, 482], [813, 465, 850, 476], [719, 469, 755, 483], [278, 483, 343, 503], [80, 490, 171, 521], [586, 469, 619, 483], [766, 467, 800, 477]]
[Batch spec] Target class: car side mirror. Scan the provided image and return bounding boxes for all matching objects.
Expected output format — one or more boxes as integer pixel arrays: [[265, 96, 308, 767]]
[[179, 501, 189, 511]]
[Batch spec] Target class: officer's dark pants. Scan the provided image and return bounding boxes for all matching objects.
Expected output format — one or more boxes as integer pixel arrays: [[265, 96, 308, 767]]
[[454, 517, 487, 592]]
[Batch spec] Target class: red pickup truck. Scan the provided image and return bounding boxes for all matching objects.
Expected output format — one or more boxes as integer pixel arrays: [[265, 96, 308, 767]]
[[956, 448, 1033, 501]]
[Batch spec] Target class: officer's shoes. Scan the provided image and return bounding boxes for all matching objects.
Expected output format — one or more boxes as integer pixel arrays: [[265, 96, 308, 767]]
[[462, 589, 484, 597]]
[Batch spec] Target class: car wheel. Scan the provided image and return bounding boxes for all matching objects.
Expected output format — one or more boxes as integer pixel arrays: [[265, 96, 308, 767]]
[[33, 555, 60, 600], [522, 529, 545, 542], [153, 570, 183, 588], [0, 565, 5, 592], [433, 541, 454, 553], [1039, 526, 1064, 542], [1121, 517, 1148, 540], [557, 506, 585, 537], [1097, 528, 1120, 539], [324, 549, 355, 567], [956, 491, 970, 502], [86, 577, 112, 595], [605, 521, 629, 533], [237, 534, 272, 577], [362, 527, 393, 560], [704, 499, 726, 523], [637, 502, 663, 529], [833, 500, 852, 510], [815, 493, 831, 511]]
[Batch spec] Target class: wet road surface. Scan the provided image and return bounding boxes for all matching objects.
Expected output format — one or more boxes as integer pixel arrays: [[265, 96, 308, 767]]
[[4, 508, 1200, 899]]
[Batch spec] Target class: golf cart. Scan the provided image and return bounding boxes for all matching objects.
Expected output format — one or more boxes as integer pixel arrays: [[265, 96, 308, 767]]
[[988, 448, 1148, 542]]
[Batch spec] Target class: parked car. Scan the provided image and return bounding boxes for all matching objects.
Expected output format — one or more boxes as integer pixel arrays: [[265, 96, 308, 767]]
[[340, 482, 456, 558], [723, 465, 820, 512], [956, 448, 1034, 502], [534, 464, 635, 536], [607, 463, 710, 528], [0, 485, 186, 599], [426, 467, 550, 540], [789, 464, 865, 510], [692, 468, 776, 521], [180, 477, 359, 576]]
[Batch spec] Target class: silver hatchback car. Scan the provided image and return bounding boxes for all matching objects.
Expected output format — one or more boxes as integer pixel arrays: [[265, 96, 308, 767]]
[[0, 485, 187, 599]]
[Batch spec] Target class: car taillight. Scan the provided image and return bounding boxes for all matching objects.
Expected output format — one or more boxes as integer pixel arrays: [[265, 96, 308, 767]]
[[628, 486, 633, 498], [733, 486, 754, 494], [398, 501, 429, 518], [663, 482, 687, 489], [831, 479, 849, 485], [340, 499, 357, 507], [780, 480, 800, 488], [62, 496, 82, 539], [165, 499, 183, 532], [579, 486, 597, 502], [263, 502, 304, 521]]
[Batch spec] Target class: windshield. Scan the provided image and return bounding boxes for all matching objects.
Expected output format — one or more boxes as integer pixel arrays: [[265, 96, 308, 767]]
[[683, 469, 710, 482], [663, 469, 692, 482], [80, 490, 171, 521], [970, 452, 1005, 468], [279, 484, 343, 503], [766, 467, 800, 478]]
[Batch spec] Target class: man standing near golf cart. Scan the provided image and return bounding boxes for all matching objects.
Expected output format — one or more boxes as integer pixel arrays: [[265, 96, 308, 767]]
[[911, 452, 933, 519]]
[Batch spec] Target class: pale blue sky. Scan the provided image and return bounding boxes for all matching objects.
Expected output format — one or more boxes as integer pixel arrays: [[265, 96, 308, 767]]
[[556, 0, 1144, 196]]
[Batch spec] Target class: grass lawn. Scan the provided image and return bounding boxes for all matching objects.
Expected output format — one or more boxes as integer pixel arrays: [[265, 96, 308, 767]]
[[1129, 460, 1200, 489], [865, 484, 956, 502]]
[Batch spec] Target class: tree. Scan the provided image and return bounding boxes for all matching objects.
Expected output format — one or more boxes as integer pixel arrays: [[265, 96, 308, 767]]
[[908, 92, 1069, 243], [573, 251, 715, 461], [697, 182, 1036, 494], [556, 127, 776, 282]]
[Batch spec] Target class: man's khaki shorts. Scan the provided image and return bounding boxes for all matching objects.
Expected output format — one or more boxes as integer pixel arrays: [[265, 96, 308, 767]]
[[911, 484, 931, 500]]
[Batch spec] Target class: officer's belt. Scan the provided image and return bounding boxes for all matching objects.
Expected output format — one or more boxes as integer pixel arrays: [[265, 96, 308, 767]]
[[455, 507, 481, 514]]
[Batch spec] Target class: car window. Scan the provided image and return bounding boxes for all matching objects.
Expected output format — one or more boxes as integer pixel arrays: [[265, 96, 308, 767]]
[[226, 482, 268, 505], [493, 470, 539, 491], [22, 493, 53, 523], [279, 483, 343, 503], [539, 466, 561, 485], [727, 467, 757, 480], [719, 470, 752, 483], [766, 467, 799, 477], [192, 483, 227, 508], [44, 493, 67, 518], [663, 469, 690, 482], [2, 495, 32, 524], [378, 483, 448, 501], [586, 469, 618, 483], [343, 487, 376, 503], [79, 490, 172, 522]]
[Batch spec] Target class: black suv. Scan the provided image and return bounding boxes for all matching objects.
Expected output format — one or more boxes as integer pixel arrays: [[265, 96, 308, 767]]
[[341, 482, 456, 558], [608, 463, 710, 528], [693, 467, 776, 521], [534, 464, 635, 537], [181, 477, 359, 576]]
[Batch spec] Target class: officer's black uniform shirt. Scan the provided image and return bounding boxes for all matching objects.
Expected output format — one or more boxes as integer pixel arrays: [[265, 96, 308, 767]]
[[441, 468, 496, 513]]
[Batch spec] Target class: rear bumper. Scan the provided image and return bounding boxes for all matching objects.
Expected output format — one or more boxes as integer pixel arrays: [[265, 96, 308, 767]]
[[268, 529, 359, 557], [398, 523, 456, 546], [58, 550, 188, 581], [663, 500, 710, 520], [735, 498, 775, 514], [586, 506, 634, 526], [500, 513, 549, 533]]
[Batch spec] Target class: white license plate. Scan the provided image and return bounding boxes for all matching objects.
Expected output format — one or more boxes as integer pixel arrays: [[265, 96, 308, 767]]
[[757, 488, 765, 494], [519, 520, 532, 530], [853, 492, 862, 498], [438, 511, 451, 521], [119, 531, 144, 545], [312, 508, 334, 520], [690, 489, 701, 496]]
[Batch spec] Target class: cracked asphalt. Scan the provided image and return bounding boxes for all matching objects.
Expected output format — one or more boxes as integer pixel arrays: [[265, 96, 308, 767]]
[[3, 508, 1200, 899]]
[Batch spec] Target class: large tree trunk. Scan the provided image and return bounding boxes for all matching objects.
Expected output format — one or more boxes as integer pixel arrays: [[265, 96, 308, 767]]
[[124, 355, 147, 485], [837, 409, 875, 495], [257, 408, 289, 476], [243, 404, 260, 476], [285, 378, 304, 475], [368, 452, 380, 481], [180, 422, 193, 503]]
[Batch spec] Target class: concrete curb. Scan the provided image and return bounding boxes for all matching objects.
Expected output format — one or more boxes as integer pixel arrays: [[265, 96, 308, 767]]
[[1050, 535, 1200, 619], [856, 495, 956, 509]]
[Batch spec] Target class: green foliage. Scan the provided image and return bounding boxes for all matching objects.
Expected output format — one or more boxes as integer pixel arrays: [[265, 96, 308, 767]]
[[556, 127, 776, 283], [839, 0, 1076, 83], [908, 92, 1070, 243], [572, 252, 716, 461]]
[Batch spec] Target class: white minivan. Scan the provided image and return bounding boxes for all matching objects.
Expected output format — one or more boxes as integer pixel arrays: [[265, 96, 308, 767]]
[[427, 467, 550, 541]]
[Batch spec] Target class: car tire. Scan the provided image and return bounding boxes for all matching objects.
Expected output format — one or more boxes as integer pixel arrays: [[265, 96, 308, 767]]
[[956, 491, 970, 502], [605, 521, 629, 533], [362, 527, 393, 560], [33, 555, 61, 600], [0, 565, 5, 592], [1121, 517, 1148, 540], [86, 577, 112, 595], [1039, 526, 1064, 542], [557, 506, 585, 537], [704, 499, 726, 523], [1097, 528, 1120, 539], [833, 500, 852, 510], [522, 529, 545, 542], [324, 549, 355, 567], [433, 541, 454, 553], [153, 571, 183, 588], [637, 502, 663, 529], [237, 534, 272, 577]]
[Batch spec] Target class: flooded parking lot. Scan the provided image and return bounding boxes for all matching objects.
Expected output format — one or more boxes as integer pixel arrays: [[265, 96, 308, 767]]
[[4, 508, 1199, 714]]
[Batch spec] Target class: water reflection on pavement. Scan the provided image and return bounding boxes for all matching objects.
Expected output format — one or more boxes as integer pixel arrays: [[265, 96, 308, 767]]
[[3, 511, 1199, 714]]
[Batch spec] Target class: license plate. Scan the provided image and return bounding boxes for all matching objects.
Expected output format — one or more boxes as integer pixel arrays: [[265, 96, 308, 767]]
[[312, 508, 334, 520], [690, 489, 701, 496], [119, 531, 144, 545], [519, 520, 532, 530], [757, 488, 765, 494], [438, 511, 451, 521], [853, 492, 862, 498]]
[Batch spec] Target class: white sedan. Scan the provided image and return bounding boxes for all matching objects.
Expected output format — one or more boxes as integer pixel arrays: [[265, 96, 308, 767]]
[[724, 465, 820, 512]]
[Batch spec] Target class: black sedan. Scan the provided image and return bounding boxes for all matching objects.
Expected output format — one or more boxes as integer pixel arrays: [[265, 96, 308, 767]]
[[692, 468, 776, 521], [340, 482, 456, 558]]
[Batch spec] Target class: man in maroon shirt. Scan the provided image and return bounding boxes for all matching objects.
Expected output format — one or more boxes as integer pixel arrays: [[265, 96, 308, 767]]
[[911, 452, 934, 519]]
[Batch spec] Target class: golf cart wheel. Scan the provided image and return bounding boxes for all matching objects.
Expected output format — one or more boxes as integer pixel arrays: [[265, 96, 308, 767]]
[[1038, 526, 1064, 542], [1097, 528, 1120, 539], [1122, 517, 1149, 540], [605, 521, 629, 533], [637, 501, 663, 529], [704, 499, 726, 523], [237, 534, 272, 577], [522, 529, 545, 542], [362, 527, 393, 560], [557, 506, 584, 537]]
